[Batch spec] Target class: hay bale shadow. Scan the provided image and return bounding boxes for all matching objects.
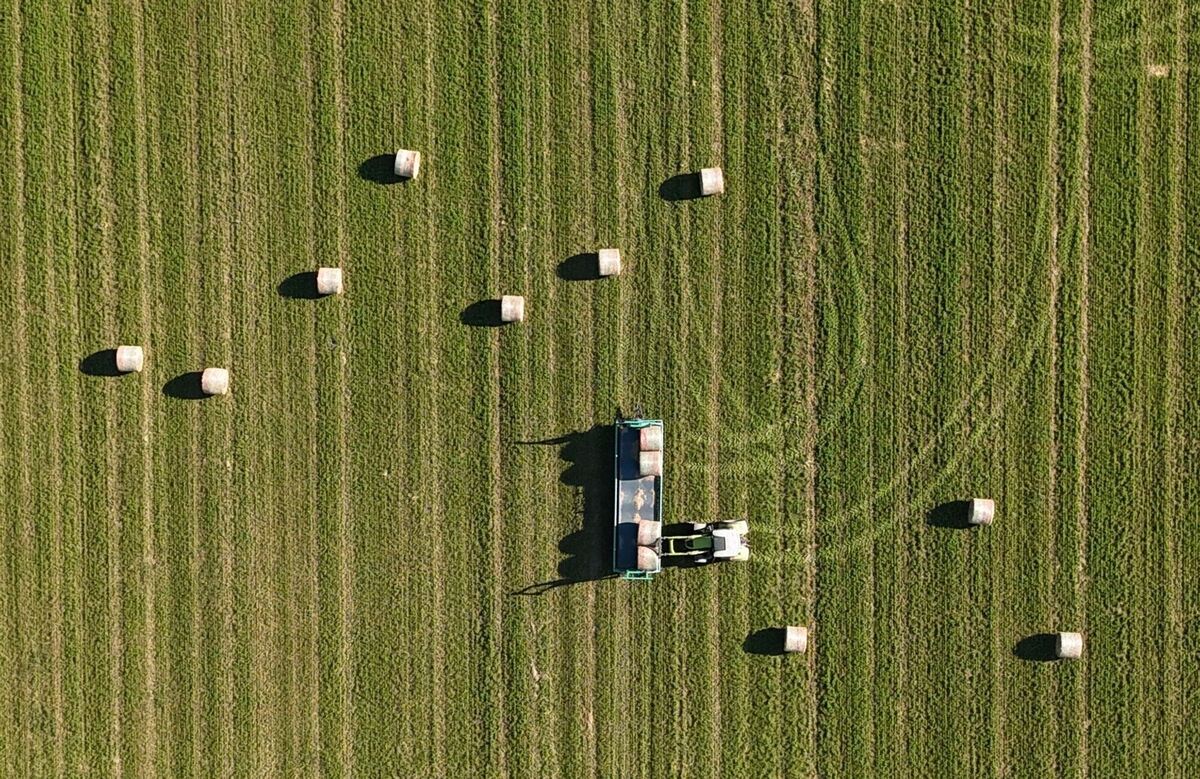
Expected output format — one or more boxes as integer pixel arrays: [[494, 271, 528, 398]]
[[743, 628, 787, 656], [162, 371, 208, 400], [557, 253, 600, 281], [79, 349, 122, 377], [927, 500, 972, 529], [460, 299, 505, 327], [357, 154, 404, 185], [278, 271, 322, 300], [1013, 633, 1060, 662], [658, 172, 703, 201]]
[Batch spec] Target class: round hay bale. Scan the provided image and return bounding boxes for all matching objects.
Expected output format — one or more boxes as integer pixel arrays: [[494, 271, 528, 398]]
[[699, 167, 725, 196], [1055, 631, 1083, 659], [316, 267, 343, 295], [115, 345, 144, 373], [636, 546, 659, 572], [638, 450, 662, 477], [968, 498, 995, 526], [783, 626, 808, 654], [394, 149, 421, 179], [635, 519, 661, 546], [500, 295, 525, 323], [200, 367, 230, 396], [598, 248, 622, 277], [639, 425, 663, 452]]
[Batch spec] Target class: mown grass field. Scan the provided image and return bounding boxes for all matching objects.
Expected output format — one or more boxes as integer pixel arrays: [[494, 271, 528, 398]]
[[0, 0, 1197, 776]]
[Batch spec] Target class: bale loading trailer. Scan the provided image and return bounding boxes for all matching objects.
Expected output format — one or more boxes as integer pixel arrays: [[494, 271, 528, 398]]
[[612, 414, 750, 580]]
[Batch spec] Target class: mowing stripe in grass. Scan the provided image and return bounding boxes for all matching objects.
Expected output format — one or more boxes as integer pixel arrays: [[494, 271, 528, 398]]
[[1072, 0, 1094, 771], [1162, 2, 1188, 775]]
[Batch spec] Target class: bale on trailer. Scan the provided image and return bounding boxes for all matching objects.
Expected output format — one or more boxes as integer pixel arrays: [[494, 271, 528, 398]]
[[115, 345, 144, 373], [598, 248, 622, 277], [316, 267, 343, 296], [1056, 631, 1083, 659], [635, 519, 661, 546], [968, 498, 995, 526], [699, 167, 725, 196], [500, 295, 525, 323], [201, 368, 230, 396], [638, 450, 662, 477], [784, 626, 808, 654], [636, 546, 660, 572], [394, 149, 421, 179], [639, 425, 663, 451]]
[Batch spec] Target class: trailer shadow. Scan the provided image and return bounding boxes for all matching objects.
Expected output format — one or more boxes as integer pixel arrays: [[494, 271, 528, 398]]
[[510, 424, 615, 595]]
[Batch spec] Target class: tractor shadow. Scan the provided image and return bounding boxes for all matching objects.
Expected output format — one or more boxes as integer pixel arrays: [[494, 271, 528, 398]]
[[162, 371, 208, 400], [926, 500, 973, 529], [658, 172, 703, 202], [357, 154, 404, 185], [79, 349, 123, 377], [742, 628, 788, 656], [1013, 633, 1060, 662], [557, 252, 600, 281], [278, 271, 322, 300], [510, 424, 615, 595], [459, 299, 505, 327]]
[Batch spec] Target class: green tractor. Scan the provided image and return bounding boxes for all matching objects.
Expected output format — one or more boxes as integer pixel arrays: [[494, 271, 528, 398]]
[[660, 519, 750, 566]]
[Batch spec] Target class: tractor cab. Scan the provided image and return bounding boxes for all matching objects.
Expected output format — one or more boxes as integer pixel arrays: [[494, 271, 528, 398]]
[[661, 520, 750, 565]]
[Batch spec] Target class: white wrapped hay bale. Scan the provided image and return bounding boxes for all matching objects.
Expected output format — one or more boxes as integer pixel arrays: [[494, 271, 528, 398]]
[[201, 368, 230, 396], [316, 267, 343, 295], [1056, 631, 1083, 659], [500, 295, 525, 323], [639, 450, 662, 477], [783, 626, 808, 654], [115, 345, 144, 373], [699, 167, 725, 196], [639, 425, 663, 452], [394, 149, 421, 179], [968, 498, 995, 526], [636, 546, 659, 572], [598, 248, 622, 277], [635, 519, 661, 546]]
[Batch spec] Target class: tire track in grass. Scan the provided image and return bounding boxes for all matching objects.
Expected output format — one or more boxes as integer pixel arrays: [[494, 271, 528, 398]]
[[328, 0, 355, 772], [184, 10, 206, 772], [294, 3, 322, 771], [0, 3, 29, 772], [419, 3, 447, 770], [129, 3, 160, 773], [700, 1, 724, 773], [776, 0, 818, 773], [225, 5, 266, 770], [1132, 4, 1160, 768], [481, 2, 507, 773], [211, 4, 238, 773], [51, 7, 85, 773], [78, 3, 125, 772], [1162, 2, 1187, 773], [988, 3, 1012, 775], [1072, 0, 1093, 772], [1045, 0, 1063, 762]]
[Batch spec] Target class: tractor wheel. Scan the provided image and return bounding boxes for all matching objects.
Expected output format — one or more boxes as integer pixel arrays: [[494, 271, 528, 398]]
[[691, 522, 708, 532]]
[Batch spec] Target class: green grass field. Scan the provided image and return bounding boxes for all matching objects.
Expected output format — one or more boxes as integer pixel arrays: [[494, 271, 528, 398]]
[[1, 0, 1197, 775]]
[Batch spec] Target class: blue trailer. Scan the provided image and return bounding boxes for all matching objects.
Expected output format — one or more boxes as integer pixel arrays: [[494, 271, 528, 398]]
[[612, 416, 664, 579]]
